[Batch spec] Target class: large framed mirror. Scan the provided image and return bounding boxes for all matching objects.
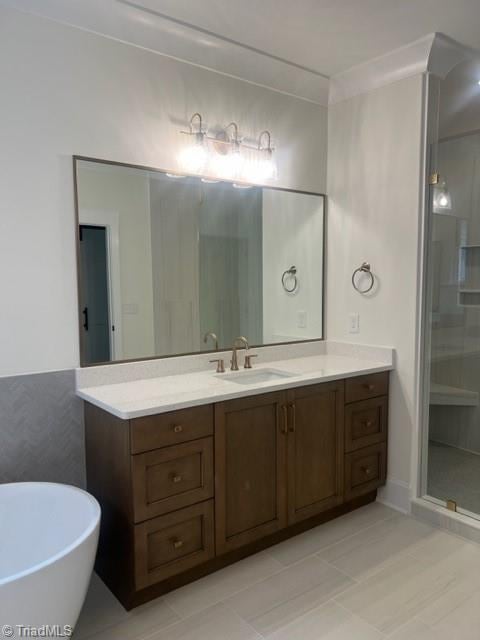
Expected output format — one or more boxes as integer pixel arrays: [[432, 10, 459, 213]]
[[74, 157, 325, 365]]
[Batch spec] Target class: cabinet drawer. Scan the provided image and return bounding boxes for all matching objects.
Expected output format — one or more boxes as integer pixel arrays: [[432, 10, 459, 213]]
[[345, 442, 386, 500], [134, 501, 214, 589], [345, 397, 388, 452], [132, 438, 214, 522], [130, 405, 214, 454], [345, 372, 389, 404]]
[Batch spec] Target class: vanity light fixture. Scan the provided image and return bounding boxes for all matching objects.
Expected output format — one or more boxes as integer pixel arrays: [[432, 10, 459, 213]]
[[178, 112, 208, 174], [179, 114, 277, 182], [243, 130, 277, 183], [210, 122, 244, 179], [256, 130, 277, 181]]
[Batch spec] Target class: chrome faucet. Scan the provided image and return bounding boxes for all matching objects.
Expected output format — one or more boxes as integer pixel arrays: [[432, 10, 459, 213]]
[[203, 331, 218, 351], [230, 336, 249, 371]]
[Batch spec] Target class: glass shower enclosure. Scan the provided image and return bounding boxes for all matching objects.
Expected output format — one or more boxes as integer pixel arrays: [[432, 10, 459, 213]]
[[423, 59, 480, 518]]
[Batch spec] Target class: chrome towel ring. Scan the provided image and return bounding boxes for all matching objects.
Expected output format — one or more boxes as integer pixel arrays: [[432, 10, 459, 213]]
[[282, 266, 298, 293], [352, 262, 375, 294]]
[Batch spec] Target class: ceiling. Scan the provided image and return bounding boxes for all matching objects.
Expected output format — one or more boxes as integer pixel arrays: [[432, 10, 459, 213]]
[[125, 0, 480, 76], [2, 0, 480, 104]]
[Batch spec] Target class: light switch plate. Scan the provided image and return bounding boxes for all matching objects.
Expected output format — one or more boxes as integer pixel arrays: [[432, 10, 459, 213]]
[[297, 310, 307, 328], [348, 312, 360, 333]]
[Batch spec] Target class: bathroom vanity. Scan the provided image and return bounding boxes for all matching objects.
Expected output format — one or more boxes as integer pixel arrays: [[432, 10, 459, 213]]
[[74, 155, 391, 609], [80, 351, 390, 609]]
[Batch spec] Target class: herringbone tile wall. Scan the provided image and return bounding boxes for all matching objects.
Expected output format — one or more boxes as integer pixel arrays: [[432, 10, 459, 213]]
[[0, 369, 85, 487]]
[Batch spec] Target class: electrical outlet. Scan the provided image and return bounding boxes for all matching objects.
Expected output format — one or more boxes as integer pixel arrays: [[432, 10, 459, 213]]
[[348, 313, 360, 334], [297, 310, 307, 328]]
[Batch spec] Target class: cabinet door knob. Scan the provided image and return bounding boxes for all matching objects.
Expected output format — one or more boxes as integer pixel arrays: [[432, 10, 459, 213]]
[[172, 475, 182, 483], [172, 539, 184, 550], [361, 466, 372, 476], [173, 424, 183, 433]]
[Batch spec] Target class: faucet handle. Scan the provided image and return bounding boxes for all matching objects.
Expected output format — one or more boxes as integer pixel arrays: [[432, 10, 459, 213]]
[[244, 354, 258, 369], [210, 358, 225, 373]]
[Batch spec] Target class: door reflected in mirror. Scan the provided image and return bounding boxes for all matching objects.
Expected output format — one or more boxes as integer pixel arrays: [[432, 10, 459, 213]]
[[75, 158, 325, 365]]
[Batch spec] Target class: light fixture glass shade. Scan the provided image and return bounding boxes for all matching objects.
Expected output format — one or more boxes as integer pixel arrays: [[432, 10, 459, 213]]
[[433, 179, 452, 212], [178, 139, 208, 173], [242, 150, 277, 183], [209, 147, 244, 179]]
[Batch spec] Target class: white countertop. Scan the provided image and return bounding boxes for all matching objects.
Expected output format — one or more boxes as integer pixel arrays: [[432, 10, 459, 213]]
[[77, 351, 393, 420]]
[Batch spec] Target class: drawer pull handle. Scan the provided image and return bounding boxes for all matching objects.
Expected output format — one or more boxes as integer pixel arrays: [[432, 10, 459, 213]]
[[172, 539, 184, 550], [173, 425, 183, 433], [361, 420, 374, 428], [281, 405, 288, 434], [362, 466, 372, 476], [363, 384, 375, 391], [289, 403, 296, 433], [172, 475, 183, 483]]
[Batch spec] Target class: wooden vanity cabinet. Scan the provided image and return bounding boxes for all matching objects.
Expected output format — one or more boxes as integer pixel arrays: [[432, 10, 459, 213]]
[[214, 382, 345, 553], [344, 373, 389, 499], [286, 381, 344, 524], [214, 391, 288, 554], [84, 371, 389, 609]]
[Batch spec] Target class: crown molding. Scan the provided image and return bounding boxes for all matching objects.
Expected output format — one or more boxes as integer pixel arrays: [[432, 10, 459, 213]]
[[329, 33, 477, 105], [427, 33, 478, 78], [0, 0, 329, 106]]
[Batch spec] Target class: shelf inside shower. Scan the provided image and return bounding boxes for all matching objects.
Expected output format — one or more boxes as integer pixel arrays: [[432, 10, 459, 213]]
[[430, 382, 479, 407], [458, 246, 480, 306]]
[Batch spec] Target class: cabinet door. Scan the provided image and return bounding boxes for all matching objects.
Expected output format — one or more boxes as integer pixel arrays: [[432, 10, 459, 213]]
[[287, 381, 344, 525], [215, 391, 288, 554]]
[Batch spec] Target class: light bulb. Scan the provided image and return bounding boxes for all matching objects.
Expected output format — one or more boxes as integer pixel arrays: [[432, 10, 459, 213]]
[[178, 143, 208, 174], [433, 180, 452, 211], [243, 153, 276, 183], [209, 149, 243, 179], [256, 157, 276, 181]]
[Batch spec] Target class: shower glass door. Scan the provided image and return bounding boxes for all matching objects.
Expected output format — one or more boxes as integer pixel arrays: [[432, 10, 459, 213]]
[[423, 59, 480, 519]]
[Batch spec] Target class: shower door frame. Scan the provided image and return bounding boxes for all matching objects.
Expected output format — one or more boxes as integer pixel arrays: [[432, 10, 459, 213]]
[[416, 73, 480, 523]]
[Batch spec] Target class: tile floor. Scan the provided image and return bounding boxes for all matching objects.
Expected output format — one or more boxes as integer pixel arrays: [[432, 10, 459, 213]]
[[74, 501, 480, 640]]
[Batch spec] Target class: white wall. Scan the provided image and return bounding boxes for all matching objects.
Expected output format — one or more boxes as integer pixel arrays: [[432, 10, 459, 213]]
[[0, 6, 328, 376], [327, 74, 425, 510], [263, 190, 324, 342], [77, 165, 155, 360]]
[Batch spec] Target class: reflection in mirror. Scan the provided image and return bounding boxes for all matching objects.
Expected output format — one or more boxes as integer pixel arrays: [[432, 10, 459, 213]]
[[75, 159, 325, 365]]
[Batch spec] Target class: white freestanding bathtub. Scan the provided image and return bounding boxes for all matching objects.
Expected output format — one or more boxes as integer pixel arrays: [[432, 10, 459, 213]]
[[0, 482, 100, 638]]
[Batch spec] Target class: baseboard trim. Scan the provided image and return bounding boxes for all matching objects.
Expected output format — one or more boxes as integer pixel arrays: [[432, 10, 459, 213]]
[[377, 478, 410, 514], [430, 438, 480, 457]]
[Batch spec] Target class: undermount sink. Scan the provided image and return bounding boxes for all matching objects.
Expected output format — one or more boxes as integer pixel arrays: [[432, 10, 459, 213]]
[[219, 368, 295, 385]]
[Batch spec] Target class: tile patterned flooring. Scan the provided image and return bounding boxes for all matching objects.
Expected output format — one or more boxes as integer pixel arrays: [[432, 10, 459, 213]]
[[74, 502, 480, 639]]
